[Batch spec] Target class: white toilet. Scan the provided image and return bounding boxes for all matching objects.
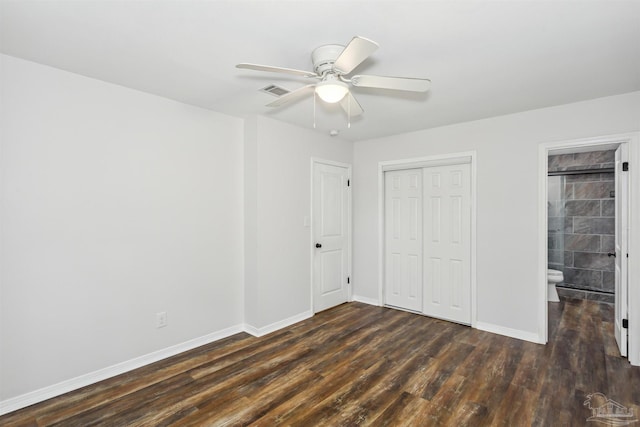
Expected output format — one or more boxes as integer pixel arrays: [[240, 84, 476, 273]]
[[547, 269, 563, 302]]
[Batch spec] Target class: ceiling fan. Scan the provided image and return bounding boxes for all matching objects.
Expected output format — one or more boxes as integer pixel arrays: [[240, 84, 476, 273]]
[[236, 36, 431, 116]]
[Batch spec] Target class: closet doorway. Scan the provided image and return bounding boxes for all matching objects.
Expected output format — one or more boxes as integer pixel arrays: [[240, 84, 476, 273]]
[[380, 153, 475, 325]]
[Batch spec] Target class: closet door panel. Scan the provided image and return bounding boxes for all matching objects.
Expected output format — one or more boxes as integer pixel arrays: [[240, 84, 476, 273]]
[[384, 169, 423, 312], [423, 164, 471, 324]]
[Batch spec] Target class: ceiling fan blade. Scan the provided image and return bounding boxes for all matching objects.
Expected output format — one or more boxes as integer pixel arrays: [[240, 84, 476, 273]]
[[340, 92, 364, 116], [351, 75, 431, 92], [266, 84, 316, 107], [236, 63, 317, 78], [333, 36, 379, 75]]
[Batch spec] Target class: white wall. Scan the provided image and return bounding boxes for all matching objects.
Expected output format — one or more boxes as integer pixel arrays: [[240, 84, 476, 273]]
[[0, 55, 245, 401], [353, 91, 640, 339], [244, 116, 352, 331]]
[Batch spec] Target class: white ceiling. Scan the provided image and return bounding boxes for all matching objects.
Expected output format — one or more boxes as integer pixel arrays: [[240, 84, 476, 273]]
[[2, 1, 639, 141]]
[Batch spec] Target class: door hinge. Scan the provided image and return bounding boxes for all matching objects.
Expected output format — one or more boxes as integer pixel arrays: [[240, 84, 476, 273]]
[[347, 179, 350, 187], [622, 162, 629, 171], [347, 276, 350, 284], [622, 319, 628, 329]]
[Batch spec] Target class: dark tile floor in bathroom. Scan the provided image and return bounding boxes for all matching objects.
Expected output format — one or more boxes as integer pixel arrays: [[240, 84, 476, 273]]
[[556, 285, 614, 304]]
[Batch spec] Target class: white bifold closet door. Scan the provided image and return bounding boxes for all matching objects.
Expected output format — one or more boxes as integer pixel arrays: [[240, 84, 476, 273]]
[[423, 164, 471, 324], [384, 163, 471, 324], [384, 169, 423, 312]]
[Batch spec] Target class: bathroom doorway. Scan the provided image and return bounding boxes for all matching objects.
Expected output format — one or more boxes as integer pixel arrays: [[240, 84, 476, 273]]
[[543, 139, 631, 360], [547, 149, 617, 303]]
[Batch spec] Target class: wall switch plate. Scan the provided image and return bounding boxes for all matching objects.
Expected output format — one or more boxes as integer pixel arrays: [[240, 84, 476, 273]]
[[156, 311, 167, 328]]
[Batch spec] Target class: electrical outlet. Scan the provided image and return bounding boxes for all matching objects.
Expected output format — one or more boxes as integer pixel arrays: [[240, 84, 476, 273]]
[[156, 311, 167, 328]]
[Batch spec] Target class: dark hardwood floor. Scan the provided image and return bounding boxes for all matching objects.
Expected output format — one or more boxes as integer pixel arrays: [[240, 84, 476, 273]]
[[2, 298, 639, 426]]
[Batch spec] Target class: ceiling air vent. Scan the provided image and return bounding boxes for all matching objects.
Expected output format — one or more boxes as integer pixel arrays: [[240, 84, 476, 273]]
[[260, 85, 290, 97]]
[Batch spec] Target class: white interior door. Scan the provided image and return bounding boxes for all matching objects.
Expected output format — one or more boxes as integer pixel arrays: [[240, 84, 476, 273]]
[[313, 162, 350, 313], [614, 144, 629, 357], [384, 169, 423, 312], [423, 164, 471, 324]]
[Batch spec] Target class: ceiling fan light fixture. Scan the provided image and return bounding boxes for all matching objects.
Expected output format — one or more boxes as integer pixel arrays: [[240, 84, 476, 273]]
[[315, 80, 349, 103]]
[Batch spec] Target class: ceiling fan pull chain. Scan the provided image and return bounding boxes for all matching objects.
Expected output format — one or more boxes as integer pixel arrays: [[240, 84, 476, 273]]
[[313, 91, 317, 128], [348, 94, 351, 128]]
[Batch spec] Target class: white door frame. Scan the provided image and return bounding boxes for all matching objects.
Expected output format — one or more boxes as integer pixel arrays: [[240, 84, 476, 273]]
[[310, 158, 352, 313], [377, 151, 477, 327], [537, 132, 640, 366]]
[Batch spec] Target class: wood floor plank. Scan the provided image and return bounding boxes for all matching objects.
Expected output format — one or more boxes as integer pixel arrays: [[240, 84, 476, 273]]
[[419, 341, 475, 400], [364, 391, 426, 427], [509, 342, 548, 393], [2, 299, 639, 426], [282, 357, 394, 426], [408, 373, 468, 424], [249, 360, 370, 425], [489, 383, 537, 426], [320, 350, 434, 426], [179, 364, 321, 426]]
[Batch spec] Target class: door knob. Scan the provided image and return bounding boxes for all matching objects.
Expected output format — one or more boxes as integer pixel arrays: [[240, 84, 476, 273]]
[[315, 243, 322, 248], [607, 252, 616, 257]]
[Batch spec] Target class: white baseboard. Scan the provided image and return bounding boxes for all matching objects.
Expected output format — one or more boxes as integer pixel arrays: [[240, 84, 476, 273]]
[[243, 310, 313, 337], [0, 324, 245, 416], [351, 295, 381, 306], [476, 321, 543, 344]]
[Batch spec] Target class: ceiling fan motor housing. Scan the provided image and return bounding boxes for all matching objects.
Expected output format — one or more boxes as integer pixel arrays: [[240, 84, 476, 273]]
[[311, 44, 345, 75]]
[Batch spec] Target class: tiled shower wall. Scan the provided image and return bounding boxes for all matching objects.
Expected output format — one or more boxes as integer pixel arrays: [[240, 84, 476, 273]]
[[548, 150, 615, 302]]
